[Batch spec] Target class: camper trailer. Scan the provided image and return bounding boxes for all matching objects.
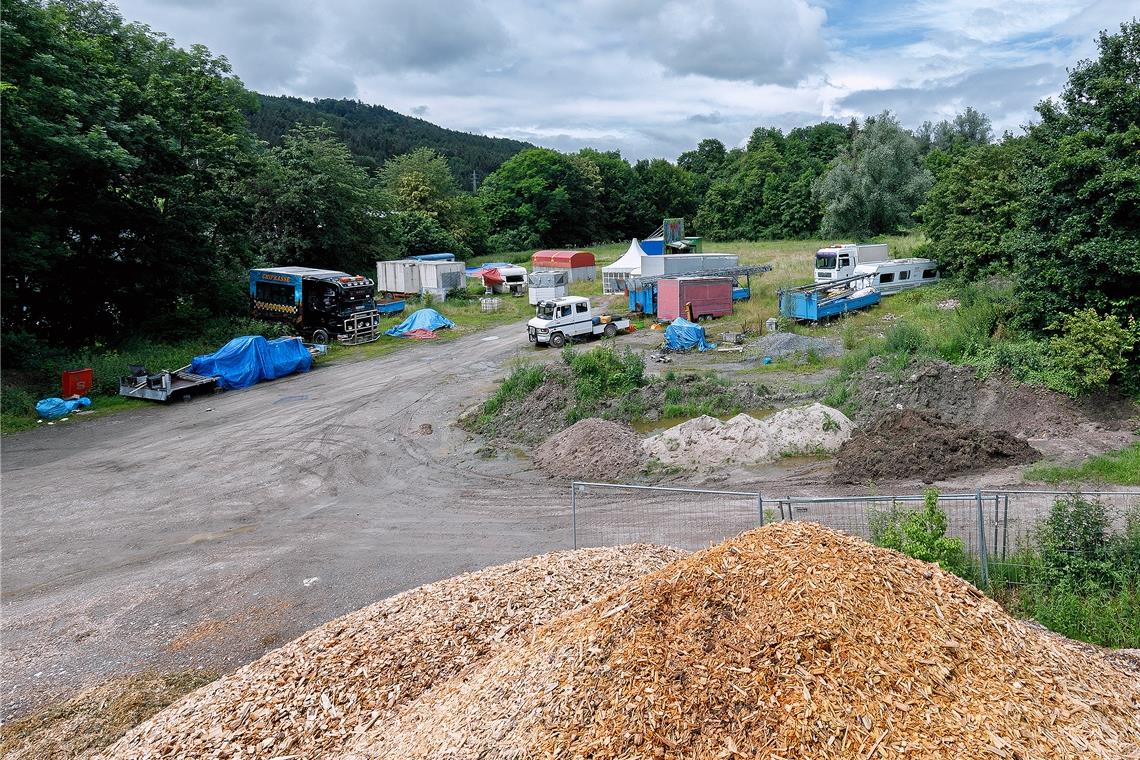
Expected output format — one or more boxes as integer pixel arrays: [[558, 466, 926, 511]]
[[853, 258, 939, 295]]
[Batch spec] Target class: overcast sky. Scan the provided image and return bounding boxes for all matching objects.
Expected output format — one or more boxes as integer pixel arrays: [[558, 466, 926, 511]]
[[113, 0, 1135, 160]]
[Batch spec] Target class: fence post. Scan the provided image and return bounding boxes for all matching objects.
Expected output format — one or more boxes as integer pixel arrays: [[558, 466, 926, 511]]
[[571, 483, 578, 549], [976, 488, 989, 588], [757, 493, 764, 527]]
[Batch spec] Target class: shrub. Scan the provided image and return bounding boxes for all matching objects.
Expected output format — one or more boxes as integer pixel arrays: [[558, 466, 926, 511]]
[[868, 489, 972, 579], [1042, 309, 1136, 397], [479, 365, 545, 421], [884, 321, 927, 355], [562, 346, 645, 406], [1036, 496, 1128, 590]]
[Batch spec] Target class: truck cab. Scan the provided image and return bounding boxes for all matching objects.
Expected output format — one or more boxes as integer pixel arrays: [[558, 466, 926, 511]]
[[527, 296, 628, 347], [814, 243, 888, 282], [250, 267, 382, 344]]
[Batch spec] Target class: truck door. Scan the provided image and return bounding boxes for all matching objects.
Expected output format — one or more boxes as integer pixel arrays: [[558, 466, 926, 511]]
[[839, 255, 851, 276]]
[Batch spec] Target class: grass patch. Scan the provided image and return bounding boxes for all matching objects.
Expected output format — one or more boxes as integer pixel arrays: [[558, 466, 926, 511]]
[[478, 365, 545, 423], [1024, 443, 1140, 486], [0, 670, 217, 759], [992, 581, 1140, 648]]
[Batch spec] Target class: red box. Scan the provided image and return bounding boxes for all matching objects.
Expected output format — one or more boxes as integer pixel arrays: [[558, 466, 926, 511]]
[[62, 368, 93, 397]]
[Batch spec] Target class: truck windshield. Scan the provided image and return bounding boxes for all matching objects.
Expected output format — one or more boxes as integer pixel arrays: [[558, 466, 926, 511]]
[[537, 304, 556, 319], [340, 286, 372, 303], [815, 254, 836, 270]]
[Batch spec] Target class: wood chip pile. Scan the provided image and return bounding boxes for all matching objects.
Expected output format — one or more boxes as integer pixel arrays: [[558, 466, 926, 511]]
[[347, 522, 1140, 760], [99, 545, 685, 760]]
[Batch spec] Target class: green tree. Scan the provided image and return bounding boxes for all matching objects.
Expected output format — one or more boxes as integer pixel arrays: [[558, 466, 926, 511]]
[[816, 111, 932, 238], [918, 139, 1025, 278], [576, 149, 642, 242], [1010, 21, 1140, 332], [1, 0, 262, 341], [249, 125, 397, 273], [379, 147, 457, 219], [632, 158, 699, 230], [478, 148, 602, 247]]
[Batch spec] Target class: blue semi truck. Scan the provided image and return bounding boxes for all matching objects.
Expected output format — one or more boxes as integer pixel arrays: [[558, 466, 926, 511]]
[[249, 267, 402, 345]]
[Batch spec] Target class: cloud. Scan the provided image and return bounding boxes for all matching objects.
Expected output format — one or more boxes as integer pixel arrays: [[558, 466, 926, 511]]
[[111, 0, 1132, 160]]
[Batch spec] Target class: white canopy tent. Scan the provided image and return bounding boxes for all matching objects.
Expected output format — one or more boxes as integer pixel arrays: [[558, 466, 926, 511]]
[[601, 238, 646, 294]]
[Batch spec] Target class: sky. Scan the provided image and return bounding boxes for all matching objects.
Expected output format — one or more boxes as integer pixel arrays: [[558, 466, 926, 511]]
[[112, 0, 1136, 160]]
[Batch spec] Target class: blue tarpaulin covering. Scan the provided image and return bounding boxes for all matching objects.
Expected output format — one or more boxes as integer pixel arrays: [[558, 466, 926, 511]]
[[385, 308, 455, 337], [663, 317, 715, 352], [465, 262, 511, 276], [190, 336, 312, 390], [36, 396, 91, 419], [409, 252, 456, 261]]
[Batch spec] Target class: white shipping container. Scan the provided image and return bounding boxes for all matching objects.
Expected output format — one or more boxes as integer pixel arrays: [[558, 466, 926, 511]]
[[640, 253, 738, 277], [376, 259, 422, 295]]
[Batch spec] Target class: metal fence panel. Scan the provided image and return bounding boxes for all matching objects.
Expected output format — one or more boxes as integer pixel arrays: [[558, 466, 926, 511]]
[[571, 482, 762, 552]]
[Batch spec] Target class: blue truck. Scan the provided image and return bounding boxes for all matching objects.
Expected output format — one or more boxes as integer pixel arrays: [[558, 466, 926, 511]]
[[249, 267, 403, 345]]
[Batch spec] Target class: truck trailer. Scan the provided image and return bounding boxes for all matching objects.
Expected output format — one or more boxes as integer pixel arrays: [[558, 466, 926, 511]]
[[657, 277, 734, 321], [814, 243, 889, 282], [249, 267, 382, 344]]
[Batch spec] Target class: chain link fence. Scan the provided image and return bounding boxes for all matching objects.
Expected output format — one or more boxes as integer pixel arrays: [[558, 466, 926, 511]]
[[570, 483, 1140, 592]]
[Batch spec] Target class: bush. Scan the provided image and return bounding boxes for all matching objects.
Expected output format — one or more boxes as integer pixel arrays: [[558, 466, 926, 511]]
[[868, 490, 972, 579], [1036, 496, 1133, 590], [488, 227, 540, 255], [479, 365, 545, 422], [563, 346, 645, 406], [1042, 309, 1136, 397], [883, 321, 927, 355]]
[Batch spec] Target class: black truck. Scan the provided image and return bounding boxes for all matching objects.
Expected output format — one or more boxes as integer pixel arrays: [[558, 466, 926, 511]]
[[249, 267, 386, 344]]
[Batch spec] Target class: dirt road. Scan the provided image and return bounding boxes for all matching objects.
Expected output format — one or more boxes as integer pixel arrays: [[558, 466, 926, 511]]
[[1, 321, 571, 718]]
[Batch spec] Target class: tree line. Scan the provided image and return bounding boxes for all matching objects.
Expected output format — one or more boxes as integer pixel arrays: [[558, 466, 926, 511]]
[[2, 0, 1136, 351]]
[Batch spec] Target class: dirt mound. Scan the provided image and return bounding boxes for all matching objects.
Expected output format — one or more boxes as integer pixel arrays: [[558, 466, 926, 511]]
[[100, 546, 684, 760], [753, 331, 844, 359], [834, 408, 1041, 483], [533, 418, 646, 480], [851, 359, 1136, 438], [348, 522, 1140, 759], [644, 403, 853, 470]]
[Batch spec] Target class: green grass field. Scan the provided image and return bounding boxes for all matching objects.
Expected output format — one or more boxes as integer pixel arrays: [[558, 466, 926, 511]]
[[1024, 443, 1140, 486]]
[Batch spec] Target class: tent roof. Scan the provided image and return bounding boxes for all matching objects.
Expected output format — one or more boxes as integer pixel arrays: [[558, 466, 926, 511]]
[[602, 238, 645, 274]]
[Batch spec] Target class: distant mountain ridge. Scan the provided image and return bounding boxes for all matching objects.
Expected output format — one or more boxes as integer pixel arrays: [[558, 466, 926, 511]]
[[248, 95, 535, 185]]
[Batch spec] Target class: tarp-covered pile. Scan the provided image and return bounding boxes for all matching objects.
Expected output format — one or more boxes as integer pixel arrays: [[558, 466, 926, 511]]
[[663, 316, 714, 351], [385, 308, 455, 339], [190, 336, 312, 390]]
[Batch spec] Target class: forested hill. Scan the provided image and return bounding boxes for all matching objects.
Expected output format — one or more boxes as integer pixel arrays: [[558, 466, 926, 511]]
[[248, 95, 534, 182]]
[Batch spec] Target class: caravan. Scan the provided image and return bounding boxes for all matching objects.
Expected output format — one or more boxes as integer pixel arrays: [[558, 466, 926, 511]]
[[853, 258, 939, 295]]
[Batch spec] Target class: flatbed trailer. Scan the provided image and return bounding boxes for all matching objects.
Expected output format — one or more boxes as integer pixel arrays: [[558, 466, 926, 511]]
[[119, 366, 218, 402], [779, 276, 881, 321]]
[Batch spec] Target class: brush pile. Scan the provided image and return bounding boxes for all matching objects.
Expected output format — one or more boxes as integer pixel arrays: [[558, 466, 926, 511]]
[[349, 523, 1140, 759], [100, 545, 685, 760]]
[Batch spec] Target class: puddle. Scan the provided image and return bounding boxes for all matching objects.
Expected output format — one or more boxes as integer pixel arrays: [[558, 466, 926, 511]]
[[630, 408, 774, 435]]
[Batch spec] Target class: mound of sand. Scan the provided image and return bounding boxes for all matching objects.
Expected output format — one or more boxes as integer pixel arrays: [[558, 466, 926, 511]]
[[100, 545, 684, 760], [643, 402, 853, 468], [348, 522, 1140, 759], [533, 418, 646, 480], [833, 408, 1041, 483]]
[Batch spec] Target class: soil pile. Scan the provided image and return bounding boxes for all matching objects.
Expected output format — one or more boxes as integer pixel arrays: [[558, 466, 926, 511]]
[[100, 546, 685, 760], [851, 359, 1136, 438], [348, 522, 1140, 759], [643, 402, 853, 469], [533, 418, 646, 480], [834, 408, 1041, 483]]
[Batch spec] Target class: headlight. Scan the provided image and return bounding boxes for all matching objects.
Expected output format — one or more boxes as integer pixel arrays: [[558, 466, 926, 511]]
[[538, 328, 549, 334]]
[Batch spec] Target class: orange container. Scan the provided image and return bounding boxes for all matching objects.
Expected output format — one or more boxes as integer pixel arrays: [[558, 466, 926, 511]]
[[62, 368, 93, 397]]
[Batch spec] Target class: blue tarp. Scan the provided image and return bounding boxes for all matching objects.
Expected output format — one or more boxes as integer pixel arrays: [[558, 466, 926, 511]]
[[190, 336, 312, 390], [385, 308, 455, 337], [465, 262, 511, 276], [36, 396, 91, 419], [410, 252, 456, 261], [663, 317, 715, 352]]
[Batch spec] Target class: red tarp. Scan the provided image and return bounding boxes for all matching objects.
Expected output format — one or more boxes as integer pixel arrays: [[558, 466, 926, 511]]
[[480, 268, 505, 285]]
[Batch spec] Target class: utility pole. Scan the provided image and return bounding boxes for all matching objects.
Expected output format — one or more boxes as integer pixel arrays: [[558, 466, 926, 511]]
[[471, 169, 478, 192]]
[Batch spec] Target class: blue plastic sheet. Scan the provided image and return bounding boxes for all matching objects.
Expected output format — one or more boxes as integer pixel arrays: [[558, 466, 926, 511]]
[[409, 252, 456, 261], [465, 262, 511, 276], [663, 317, 715, 352], [36, 396, 91, 419], [190, 336, 312, 390], [385, 308, 455, 337]]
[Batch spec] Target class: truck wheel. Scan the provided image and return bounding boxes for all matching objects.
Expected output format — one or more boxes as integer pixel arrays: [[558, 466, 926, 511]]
[[603, 323, 617, 338], [550, 333, 566, 348], [311, 328, 330, 344]]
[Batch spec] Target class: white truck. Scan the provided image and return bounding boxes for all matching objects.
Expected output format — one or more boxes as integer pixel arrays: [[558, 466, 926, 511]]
[[527, 296, 630, 348], [814, 243, 889, 282]]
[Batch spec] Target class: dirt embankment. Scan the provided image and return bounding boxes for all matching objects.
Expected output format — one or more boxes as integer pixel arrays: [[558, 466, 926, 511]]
[[850, 359, 1137, 439], [834, 408, 1042, 484], [533, 418, 646, 481]]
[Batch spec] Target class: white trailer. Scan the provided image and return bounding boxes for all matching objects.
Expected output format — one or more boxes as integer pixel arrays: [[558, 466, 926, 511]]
[[417, 260, 467, 301], [488, 265, 528, 295], [814, 243, 889, 282], [376, 259, 422, 296], [852, 258, 940, 294], [528, 270, 569, 305], [527, 296, 629, 348]]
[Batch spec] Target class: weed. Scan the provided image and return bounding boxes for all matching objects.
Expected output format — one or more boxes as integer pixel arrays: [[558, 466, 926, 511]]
[[1024, 443, 1140, 486]]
